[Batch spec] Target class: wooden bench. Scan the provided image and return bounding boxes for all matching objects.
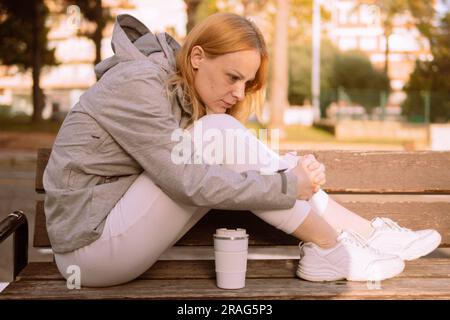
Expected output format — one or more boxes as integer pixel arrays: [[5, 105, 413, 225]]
[[1, 148, 449, 299]]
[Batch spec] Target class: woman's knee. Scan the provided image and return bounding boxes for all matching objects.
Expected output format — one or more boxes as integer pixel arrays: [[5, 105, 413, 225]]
[[195, 113, 245, 131], [187, 114, 248, 150]]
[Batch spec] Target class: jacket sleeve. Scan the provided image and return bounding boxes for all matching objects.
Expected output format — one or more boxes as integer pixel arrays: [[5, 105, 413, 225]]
[[80, 63, 298, 211]]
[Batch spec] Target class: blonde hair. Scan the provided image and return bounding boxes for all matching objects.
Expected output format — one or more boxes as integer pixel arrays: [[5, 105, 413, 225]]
[[166, 12, 268, 128]]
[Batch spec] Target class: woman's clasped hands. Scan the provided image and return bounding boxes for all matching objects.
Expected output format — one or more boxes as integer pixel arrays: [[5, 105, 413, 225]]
[[291, 154, 326, 200]]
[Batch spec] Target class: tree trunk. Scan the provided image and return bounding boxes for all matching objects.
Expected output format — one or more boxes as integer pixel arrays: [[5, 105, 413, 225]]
[[381, 27, 392, 121], [31, 0, 44, 123], [384, 29, 390, 85], [242, 0, 251, 16], [185, 0, 202, 34], [268, 0, 289, 139], [93, 0, 103, 67]]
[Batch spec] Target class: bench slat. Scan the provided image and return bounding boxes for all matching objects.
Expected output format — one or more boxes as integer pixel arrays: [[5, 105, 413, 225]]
[[33, 201, 450, 248], [2, 277, 450, 300], [35, 148, 450, 194], [16, 259, 450, 282], [34, 201, 49, 248], [310, 150, 450, 194], [36, 148, 51, 193]]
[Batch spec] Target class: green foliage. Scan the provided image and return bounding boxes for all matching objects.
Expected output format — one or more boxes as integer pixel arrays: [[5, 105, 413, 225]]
[[64, 0, 113, 66], [0, 105, 12, 117], [330, 50, 389, 111], [357, 0, 435, 75], [373, 0, 435, 35], [0, 0, 57, 70], [0, 0, 57, 122], [403, 13, 450, 123], [287, 41, 388, 115], [287, 39, 337, 105], [195, 0, 219, 23], [67, 0, 113, 39]]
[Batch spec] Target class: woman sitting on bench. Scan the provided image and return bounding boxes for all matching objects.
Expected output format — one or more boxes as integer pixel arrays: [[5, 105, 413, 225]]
[[43, 13, 441, 287]]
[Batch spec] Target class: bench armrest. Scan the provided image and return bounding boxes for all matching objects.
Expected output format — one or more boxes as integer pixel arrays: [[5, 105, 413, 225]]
[[0, 211, 28, 282]]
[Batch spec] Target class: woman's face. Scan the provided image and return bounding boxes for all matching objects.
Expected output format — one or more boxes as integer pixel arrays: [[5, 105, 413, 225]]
[[190, 47, 261, 114]]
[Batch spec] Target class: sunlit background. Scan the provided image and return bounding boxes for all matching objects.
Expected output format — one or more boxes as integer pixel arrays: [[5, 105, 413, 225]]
[[0, 0, 449, 151]]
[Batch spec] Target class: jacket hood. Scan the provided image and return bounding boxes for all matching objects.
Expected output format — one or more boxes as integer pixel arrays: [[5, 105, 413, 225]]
[[94, 14, 181, 79]]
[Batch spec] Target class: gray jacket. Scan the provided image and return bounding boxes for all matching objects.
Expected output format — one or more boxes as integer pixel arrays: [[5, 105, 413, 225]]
[[43, 14, 298, 254]]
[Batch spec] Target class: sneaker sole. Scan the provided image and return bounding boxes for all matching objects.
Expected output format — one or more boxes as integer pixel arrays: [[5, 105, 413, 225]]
[[348, 259, 405, 282], [296, 264, 345, 282], [297, 258, 405, 282], [401, 230, 442, 261]]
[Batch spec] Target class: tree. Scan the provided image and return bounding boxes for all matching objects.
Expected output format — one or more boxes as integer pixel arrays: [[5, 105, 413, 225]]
[[331, 50, 389, 113], [185, 0, 203, 33], [288, 42, 388, 116], [194, 0, 219, 25], [354, 1, 435, 89], [403, 12, 450, 123], [66, 0, 113, 67], [268, 0, 290, 138], [273, 0, 330, 121], [0, 0, 57, 122], [375, 0, 407, 81], [288, 40, 338, 112]]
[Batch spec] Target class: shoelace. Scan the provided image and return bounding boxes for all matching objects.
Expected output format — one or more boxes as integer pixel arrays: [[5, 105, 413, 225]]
[[343, 231, 382, 255], [380, 217, 411, 232]]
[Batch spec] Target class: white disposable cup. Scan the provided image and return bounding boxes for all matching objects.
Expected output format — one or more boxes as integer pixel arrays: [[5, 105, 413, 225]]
[[213, 228, 249, 289]]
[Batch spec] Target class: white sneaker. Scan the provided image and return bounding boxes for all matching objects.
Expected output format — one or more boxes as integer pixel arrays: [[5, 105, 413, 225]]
[[366, 217, 442, 261], [296, 231, 405, 282]]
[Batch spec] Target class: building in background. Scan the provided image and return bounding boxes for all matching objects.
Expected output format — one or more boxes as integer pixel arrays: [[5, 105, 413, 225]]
[[0, 0, 186, 118]]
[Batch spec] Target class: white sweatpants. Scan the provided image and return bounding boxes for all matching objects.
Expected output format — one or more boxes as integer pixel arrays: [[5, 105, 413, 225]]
[[54, 114, 315, 287]]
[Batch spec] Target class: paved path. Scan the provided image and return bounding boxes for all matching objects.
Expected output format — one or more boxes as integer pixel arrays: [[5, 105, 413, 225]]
[[0, 150, 52, 262]]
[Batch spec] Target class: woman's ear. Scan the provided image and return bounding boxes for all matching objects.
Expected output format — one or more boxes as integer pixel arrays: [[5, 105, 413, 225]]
[[190, 45, 205, 70]]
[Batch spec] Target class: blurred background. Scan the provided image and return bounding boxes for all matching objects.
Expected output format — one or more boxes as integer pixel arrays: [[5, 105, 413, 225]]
[[0, 0, 449, 261]]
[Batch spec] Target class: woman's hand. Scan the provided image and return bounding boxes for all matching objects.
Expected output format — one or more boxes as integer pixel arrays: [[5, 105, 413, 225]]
[[290, 161, 315, 200], [300, 154, 326, 193], [289, 154, 323, 200]]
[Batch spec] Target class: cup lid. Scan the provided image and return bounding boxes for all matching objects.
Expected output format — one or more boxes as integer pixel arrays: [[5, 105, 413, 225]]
[[214, 228, 249, 240]]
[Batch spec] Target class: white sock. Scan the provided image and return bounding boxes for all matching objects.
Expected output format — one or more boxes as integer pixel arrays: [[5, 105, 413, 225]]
[[309, 189, 329, 216]]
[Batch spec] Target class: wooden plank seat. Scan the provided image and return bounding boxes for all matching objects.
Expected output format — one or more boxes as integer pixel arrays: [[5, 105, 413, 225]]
[[1, 148, 449, 300], [3, 259, 450, 300]]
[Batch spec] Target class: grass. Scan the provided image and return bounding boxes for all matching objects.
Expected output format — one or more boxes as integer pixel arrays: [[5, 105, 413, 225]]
[[286, 126, 405, 145], [246, 122, 335, 142], [247, 122, 405, 146], [284, 125, 335, 142]]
